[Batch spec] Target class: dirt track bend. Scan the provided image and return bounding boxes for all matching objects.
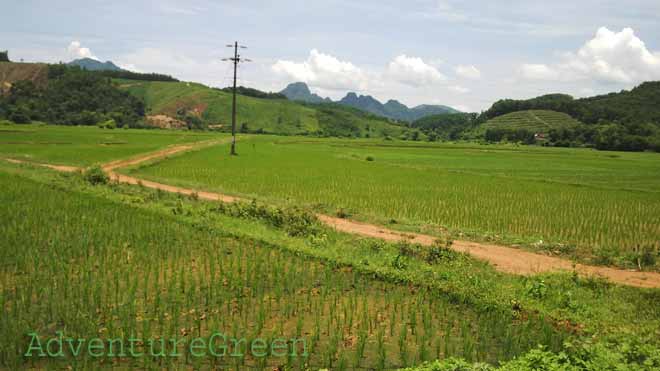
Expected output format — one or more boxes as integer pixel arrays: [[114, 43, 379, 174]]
[[4, 141, 660, 289]]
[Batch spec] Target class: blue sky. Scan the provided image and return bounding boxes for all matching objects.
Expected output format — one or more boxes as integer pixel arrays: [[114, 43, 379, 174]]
[[2, 0, 660, 111]]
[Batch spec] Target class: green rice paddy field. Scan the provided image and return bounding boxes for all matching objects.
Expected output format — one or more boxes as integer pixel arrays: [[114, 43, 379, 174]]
[[1, 124, 660, 370], [0, 168, 569, 369], [0, 122, 220, 166], [129, 136, 660, 268]]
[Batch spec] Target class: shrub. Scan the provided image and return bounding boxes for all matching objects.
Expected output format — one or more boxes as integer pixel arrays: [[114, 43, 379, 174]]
[[336, 208, 350, 218], [210, 199, 323, 238], [525, 279, 548, 299], [402, 341, 660, 371], [426, 241, 458, 264], [9, 109, 30, 124], [366, 156, 375, 161], [83, 165, 109, 185], [97, 119, 117, 129]]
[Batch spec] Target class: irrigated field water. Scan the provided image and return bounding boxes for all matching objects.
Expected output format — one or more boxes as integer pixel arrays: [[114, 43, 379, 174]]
[[131, 136, 660, 263], [0, 172, 567, 369]]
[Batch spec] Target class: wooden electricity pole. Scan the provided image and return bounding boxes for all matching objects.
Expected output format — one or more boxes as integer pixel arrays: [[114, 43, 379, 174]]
[[223, 42, 250, 156]]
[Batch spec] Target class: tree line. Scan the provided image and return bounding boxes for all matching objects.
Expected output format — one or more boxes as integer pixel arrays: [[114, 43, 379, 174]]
[[478, 83, 660, 152], [411, 83, 660, 152], [93, 69, 178, 82]]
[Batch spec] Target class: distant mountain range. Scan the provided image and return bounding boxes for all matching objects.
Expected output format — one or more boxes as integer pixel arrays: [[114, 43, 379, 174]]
[[67, 58, 123, 72], [280, 82, 460, 122], [280, 82, 332, 104]]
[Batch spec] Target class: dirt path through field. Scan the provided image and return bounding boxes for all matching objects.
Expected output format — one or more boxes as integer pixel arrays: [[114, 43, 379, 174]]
[[4, 141, 660, 289]]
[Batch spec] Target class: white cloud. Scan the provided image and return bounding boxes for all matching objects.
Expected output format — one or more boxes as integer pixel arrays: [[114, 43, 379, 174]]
[[455, 65, 481, 80], [520, 27, 660, 84], [385, 54, 446, 87], [116, 63, 141, 73], [67, 41, 97, 61], [272, 49, 369, 91], [115, 48, 223, 85], [519, 63, 559, 81], [453, 104, 471, 112], [449, 85, 470, 94]]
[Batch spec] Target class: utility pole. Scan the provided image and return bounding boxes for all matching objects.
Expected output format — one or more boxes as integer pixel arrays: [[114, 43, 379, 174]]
[[222, 42, 250, 156]]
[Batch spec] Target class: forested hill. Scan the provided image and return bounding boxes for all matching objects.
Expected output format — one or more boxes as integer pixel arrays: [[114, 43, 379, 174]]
[[120, 79, 407, 137], [0, 63, 144, 126], [482, 82, 660, 126], [476, 82, 660, 152], [1, 61, 407, 137]]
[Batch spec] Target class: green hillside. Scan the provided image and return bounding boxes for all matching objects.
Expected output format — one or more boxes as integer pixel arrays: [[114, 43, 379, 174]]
[[480, 110, 581, 133], [119, 79, 405, 137]]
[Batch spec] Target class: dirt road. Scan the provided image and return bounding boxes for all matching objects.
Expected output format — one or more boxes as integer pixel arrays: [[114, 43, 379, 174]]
[[5, 141, 660, 289]]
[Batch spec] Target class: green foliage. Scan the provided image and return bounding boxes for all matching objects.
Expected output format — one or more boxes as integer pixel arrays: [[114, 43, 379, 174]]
[[426, 240, 460, 265], [526, 279, 548, 299], [412, 112, 479, 140], [82, 165, 108, 185], [0, 64, 145, 127], [8, 106, 31, 124], [481, 110, 581, 134], [93, 69, 178, 82], [97, 119, 116, 129], [220, 85, 286, 99], [315, 105, 365, 137], [0, 50, 9, 62], [403, 341, 660, 371], [480, 83, 660, 152], [210, 199, 323, 238], [485, 127, 535, 144], [121, 79, 406, 137]]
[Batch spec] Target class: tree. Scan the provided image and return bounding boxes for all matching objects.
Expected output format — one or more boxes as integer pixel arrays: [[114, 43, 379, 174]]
[[9, 108, 30, 124], [0, 50, 9, 62], [240, 122, 249, 133]]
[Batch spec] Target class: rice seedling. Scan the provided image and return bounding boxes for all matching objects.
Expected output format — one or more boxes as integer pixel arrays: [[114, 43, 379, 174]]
[[0, 170, 576, 369], [129, 136, 660, 269]]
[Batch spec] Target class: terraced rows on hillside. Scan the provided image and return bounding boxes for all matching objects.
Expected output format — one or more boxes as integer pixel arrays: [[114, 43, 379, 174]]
[[481, 110, 581, 133]]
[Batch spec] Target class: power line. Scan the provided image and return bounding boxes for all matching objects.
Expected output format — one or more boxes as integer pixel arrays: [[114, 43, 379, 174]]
[[222, 41, 251, 156]]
